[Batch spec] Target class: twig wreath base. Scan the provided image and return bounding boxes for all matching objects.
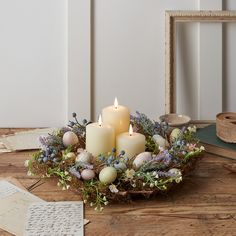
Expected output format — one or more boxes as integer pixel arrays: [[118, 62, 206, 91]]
[[26, 112, 204, 211]]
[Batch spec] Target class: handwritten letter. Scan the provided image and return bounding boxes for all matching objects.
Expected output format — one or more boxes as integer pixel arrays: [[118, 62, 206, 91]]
[[0, 180, 43, 236], [0, 180, 19, 199], [24, 202, 84, 236]]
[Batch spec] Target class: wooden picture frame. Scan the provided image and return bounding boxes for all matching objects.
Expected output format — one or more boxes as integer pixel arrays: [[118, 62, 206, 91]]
[[165, 10, 236, 122]]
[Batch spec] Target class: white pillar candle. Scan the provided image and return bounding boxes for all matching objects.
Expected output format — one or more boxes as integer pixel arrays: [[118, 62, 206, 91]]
[[86, 115, 115, 157], [102, 98, 130, 135], [116, 125, 146, 159]]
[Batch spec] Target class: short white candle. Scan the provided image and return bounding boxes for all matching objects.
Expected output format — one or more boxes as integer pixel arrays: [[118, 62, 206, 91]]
[[116, 125, 146, 159], [86, 115, 115, 157], [102, 98, 130, 135]]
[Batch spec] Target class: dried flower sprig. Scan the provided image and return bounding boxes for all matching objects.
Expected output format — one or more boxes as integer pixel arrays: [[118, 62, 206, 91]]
[[67, 112, 89, 148], [135, 169, 182, 190], [82, 180, 108, 211], [131, 111, 169, 138]]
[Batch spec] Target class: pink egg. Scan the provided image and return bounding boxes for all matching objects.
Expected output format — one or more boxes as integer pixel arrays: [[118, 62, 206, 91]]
[[81, 169, 95, 180], [63, 131, 79, 147]]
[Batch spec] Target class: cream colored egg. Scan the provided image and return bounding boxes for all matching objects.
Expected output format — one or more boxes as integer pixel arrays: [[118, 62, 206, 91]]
[[66, 152, 76, 159], [99, 167, 117, 184], [152, 134, 169, 148], [76, 150, 93, 163], [81, 169, 95, 180], [133, 152, 152, 169], [63, 131, 79, 147], [170, 128, 182, 143]]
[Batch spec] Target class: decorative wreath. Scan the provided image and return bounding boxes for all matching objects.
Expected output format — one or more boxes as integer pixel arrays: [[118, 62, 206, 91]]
[[26, 112, 204, 211]]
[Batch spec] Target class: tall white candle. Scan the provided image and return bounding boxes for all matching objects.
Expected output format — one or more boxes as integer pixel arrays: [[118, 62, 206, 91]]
[[102, 98, 130, 135], [86, 115, 115, 157], [116, 125, 146, 159]]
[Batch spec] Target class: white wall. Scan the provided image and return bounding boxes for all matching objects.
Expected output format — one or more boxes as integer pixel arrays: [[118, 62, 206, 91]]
[[224, 0, 236, 112], [176, 0, 223, 120], [0, 0, 235, 127], [93, 0, 199, 121], [92, 0, 236, 121], [176, 0, 236, 120], [0, 0, 67, 127]]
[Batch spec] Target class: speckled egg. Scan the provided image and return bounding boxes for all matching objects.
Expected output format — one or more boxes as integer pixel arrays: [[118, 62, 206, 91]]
[[63, 131, 79, 147], [66, 152, 76, 159], [152, 134, 169, 148], [81, 169, 95, 180], [114, 162, 127, 170], [170, 128, 182, 143], [76, 150, 93, 163], [133, 152, 152, 169], [99, 167, 117, 184]]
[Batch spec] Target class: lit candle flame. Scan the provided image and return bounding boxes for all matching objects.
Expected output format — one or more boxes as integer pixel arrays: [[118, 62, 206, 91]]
[[129, 124, 133, 136], [114, 97, 118, 109], [98, 114, 102, 126]]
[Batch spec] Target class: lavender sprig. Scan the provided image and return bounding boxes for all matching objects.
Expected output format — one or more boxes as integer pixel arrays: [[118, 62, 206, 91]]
[[131, 111, 169, 137], [69, 166, 81, 179], [39, 134, 63, 150]]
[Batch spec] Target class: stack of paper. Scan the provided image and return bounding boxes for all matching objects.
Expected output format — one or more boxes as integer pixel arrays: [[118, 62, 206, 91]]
[[24, 202, 85, 236], [0, 179, 87, 236], [0, 128, 55, 152], [0, 180, 43, 236]]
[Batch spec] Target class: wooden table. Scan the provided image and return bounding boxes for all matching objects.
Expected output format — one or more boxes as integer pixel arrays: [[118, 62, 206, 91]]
[[0, 129, 236, 236]]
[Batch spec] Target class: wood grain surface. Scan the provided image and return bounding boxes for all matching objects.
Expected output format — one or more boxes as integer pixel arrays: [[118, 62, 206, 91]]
[[0, 129, 236, 236]]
